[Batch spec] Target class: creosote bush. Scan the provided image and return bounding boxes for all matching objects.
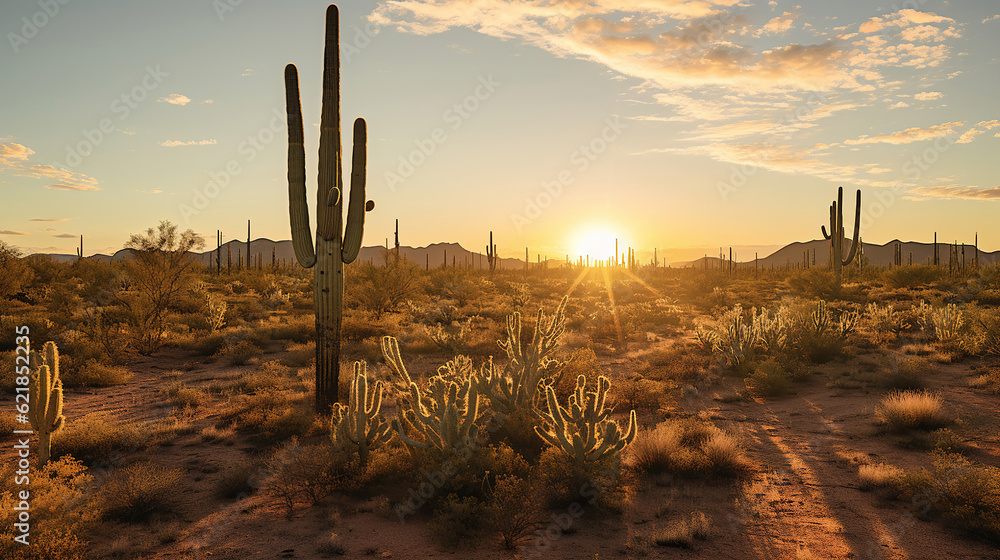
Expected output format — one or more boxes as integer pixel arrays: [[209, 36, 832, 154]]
[[97, 462, 183, 522], [877, 390, 949, 432]]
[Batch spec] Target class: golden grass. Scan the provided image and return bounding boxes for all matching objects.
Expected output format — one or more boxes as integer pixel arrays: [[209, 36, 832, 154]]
[[858, 463, 903, 490], [877, 390, 949, 432]]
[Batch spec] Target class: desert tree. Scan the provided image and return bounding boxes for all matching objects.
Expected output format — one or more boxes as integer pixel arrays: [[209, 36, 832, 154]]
[[115, 220, 204, 354]]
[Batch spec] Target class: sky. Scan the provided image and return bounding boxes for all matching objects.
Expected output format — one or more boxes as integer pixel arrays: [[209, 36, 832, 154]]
[[1, 0, 997, 264]]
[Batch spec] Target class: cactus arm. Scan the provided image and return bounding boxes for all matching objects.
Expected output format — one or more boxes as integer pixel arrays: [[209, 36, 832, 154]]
[[284, 64, 317, 268], [342, 118, 370, 263], [842, 189, 862, 265], [380, 336, 414, 387]]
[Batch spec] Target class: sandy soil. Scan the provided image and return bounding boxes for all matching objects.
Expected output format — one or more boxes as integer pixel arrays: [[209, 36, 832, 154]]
[[3, 335, 999, 560]]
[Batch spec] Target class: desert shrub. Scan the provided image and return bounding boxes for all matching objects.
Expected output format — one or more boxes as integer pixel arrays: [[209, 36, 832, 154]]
[[868, 354, 929, 390], [745, 360, 792, 397], [264, 439, 356, 513], [862, 302, 908, 345], [488, 475, 544, 549], [429, 494, 488, 548], [858, 463, 903, 490], [655, 511, 710, 548], [536, 447, 625, 509], [612, 376, 669, 411], [51, 412, 150, 465], [268, 316, 314, 343], [786, 269, 841, 300], [281, 340, 315, 367], [165, 383, 206, 408], [640, 344, 708, 383], [897, 452, 1000, 542], [882, 264, 945, 289], [220, 339, 263, 365], [630, 419, 749, 477], [239, 360, 296, 392], [64, 359, 132, 388], [96, 462, 183, 522], [877, 390, 949, 432], [217, 456, 266, 499], [0, 456, 94, 560], [224, 390, 315, 442], [352, 257, 423, 318]]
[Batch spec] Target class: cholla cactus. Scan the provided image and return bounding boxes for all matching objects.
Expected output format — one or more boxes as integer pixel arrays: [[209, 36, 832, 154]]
[[29, 341, 66, 466], [810, 300, 856, 339], [382, 335, 482, 452], [477, 296, 567, 419], [753, 306, 788, 352], [394, 375, 481, 452], [429, 317, 473, 353], [330, 362, 392, 468], [206, 292, 227, 332], [930, 303, 964, 342], [715, 305, 756, 366], [535, 375, 636, 465]]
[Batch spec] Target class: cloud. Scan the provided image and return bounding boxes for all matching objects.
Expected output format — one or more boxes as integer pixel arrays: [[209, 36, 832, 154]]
[[984, 15, 1000, 24], [0, 230, 28, 236], [0, 142, 100, 191], [202, 99, 215, 104], [755, 11, 798, 36], [52, 233, 77, 239], [158, 139, 218, 147], [28, 218, 70, 222], [159, 94, 191, 106], [844, 121, 964, 145], [955, 119, 1000, 144], [909, 185, 1000, 199], [913, 91, 943, 101], [889, 101, 909, 109], [241, 68, 256, 76]]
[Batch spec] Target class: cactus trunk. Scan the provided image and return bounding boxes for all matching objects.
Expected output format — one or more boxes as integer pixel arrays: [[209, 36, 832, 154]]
[[820, 187, 861, 284], [285, 4, 373, 413]]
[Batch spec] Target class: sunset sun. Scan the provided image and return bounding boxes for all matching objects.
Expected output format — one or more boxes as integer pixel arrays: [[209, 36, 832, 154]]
[[575, 228, 621, 260]]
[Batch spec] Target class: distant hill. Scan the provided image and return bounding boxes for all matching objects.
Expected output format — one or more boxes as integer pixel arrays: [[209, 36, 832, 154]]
[[675, 239, 999, 269], [33, 238, 997, 270]]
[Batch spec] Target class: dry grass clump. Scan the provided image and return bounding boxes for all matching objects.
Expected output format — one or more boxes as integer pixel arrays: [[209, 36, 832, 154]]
[[64, 359, 132, 388], [858, 463, 903, 490], [877, 390, 949, 432], [654, 511, 710, 548], [165, 383, 207, 408], [51, 412, 150, 465], [220, 338, 263, 365], [630, 419, 750, 477]]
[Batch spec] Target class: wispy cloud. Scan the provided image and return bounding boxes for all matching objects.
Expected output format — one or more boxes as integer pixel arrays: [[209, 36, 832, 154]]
[[28, 218, 70, 222], [910, 185, 1000, 199], [158, 139, 217, 147], [843, 121, 964, 145], [0, 230, 28, 236], [241, 68, 256, 77], [955, 120, 1000, 144], [158, 93, 191, 106], [983, 15, 1000, 24], [0, 142, 100, 191], [914, 91, 943, 101], [52, 233, 77, 239]]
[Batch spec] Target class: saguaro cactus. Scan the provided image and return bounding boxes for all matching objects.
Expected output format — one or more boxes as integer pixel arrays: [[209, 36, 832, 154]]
[[821, 187, 861, 283], [486, 231, 497, 271], [285, 4, 374, 412], [330, 362, 393, 468], [29, 341, 65, 466]]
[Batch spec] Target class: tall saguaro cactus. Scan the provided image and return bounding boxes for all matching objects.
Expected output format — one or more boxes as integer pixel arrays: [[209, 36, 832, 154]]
[[29, 341, 65, 466], [285, 4, 374, 412], [821, 187, 861, 283], [486, 231, 497, 271]]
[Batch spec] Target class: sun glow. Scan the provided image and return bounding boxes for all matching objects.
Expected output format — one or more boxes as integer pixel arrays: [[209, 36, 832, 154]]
[[574, 228, 621, 261]]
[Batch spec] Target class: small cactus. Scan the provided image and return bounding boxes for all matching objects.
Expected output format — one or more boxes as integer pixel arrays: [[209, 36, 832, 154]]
[[330, 362, 392, 468], [28, 341, 66, 466], [535, 375, 636, 465]]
